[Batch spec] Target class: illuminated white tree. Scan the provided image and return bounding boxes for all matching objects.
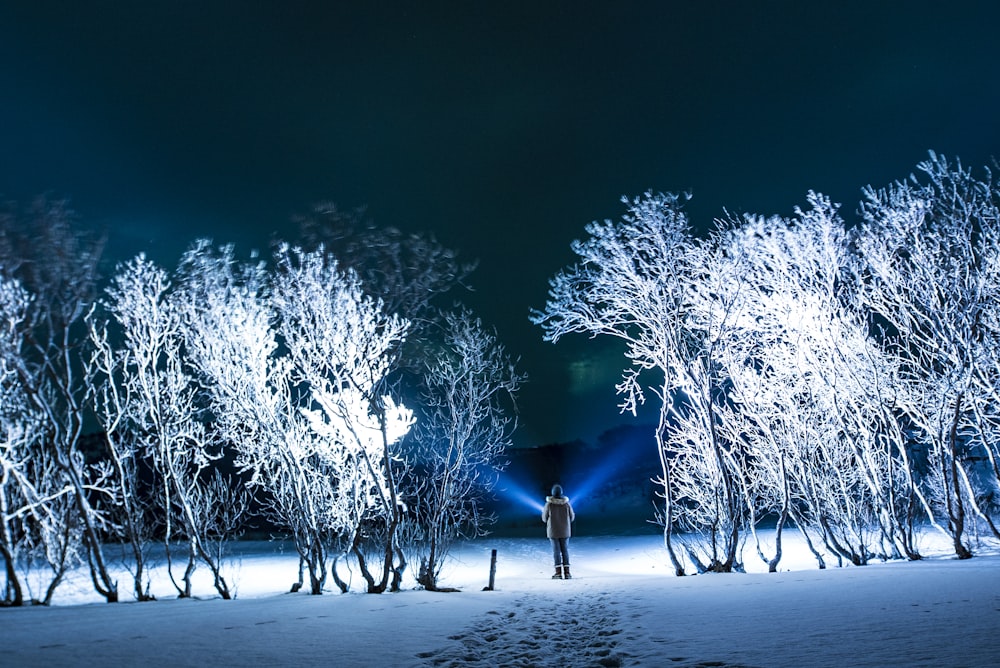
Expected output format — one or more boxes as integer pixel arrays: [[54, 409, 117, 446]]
[[533, 192, 747, 575], [407, 308, 523, 591], [182, 242, 412, 594], [0, 199, 119, 603], [271, 244, 412, 594], [663, 228, 752, 574], [856, 152, 1000, 558], [85, 314, 156, 602], [87, 254, 244, 600], [178, 242, 334, 593], [294, 210, 523, 592], [0, 273, 51, 606], [716, 196, 918, 568]]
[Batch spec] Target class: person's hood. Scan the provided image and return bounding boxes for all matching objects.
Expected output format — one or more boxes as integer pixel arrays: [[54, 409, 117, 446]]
[[546, 496, 570, 505]]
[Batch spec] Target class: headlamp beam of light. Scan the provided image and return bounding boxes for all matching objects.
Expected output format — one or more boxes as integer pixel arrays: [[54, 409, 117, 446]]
[[497, 437, 648, 516], [495, 475, 544, 513], [564, 446, 639, 512]]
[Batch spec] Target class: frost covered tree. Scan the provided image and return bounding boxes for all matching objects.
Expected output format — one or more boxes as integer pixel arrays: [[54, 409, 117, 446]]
[[295, 205, 508, 591], [0, 199, 118, 603], [178, 242, 336, 594], [533, 192, 747, 575], [855, 152, 1000, 559], [85, 316, 156, 602], [665, 224, 759, 574], [715, 195, 919, 569], [87, 254, 244, 600], [408, 308, 523, 591], [182, 242, 412, 594], [271, 244, 413, 593], [0, 272, 55, 606]]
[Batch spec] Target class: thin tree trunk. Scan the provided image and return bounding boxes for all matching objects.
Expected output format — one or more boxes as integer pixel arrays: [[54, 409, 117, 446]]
[[946, 395, 973, 559], [0, 523, 25, 606], [330, 551, 350, 594], [656, 418, 685, 576], [62, 459, 118, 603]]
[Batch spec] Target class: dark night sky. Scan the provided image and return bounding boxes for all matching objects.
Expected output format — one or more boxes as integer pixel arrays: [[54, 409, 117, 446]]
[[2, 2, 998, 446]]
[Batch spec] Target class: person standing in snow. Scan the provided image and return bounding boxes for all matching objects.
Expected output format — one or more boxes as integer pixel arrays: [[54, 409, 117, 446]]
[[542, 484, 575, 579]]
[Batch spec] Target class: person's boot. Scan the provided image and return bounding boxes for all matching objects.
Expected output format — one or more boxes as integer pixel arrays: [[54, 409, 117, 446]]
[[563, 565, 572, 579], [552, 565, 563, 579]]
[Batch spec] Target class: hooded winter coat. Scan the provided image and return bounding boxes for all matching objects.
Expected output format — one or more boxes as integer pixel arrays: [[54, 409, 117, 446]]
[[542, 495, 575, 539]]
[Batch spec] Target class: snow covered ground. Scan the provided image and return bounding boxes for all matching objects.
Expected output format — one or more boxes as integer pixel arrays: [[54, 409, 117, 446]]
[[5, 530, 1000, 667]]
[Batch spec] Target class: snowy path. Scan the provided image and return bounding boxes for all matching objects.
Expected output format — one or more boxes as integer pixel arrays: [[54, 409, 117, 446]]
[[4, 536, 1000, 667], [416, 589, 628, 667]]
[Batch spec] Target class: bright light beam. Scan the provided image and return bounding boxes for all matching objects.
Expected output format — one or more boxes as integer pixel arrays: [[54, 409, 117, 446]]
[[564, 446, 641, 512], [495, 435, 651, 517], [495, 475, 544, 513]]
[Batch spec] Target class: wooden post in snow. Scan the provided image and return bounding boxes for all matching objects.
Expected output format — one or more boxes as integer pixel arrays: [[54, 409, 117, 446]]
[[484, 549, 498, 591]]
